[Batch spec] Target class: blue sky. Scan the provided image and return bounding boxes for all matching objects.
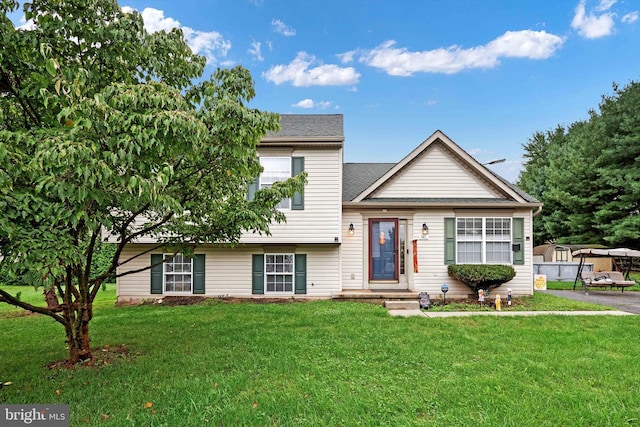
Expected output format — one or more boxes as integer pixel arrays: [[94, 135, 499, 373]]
[[11, 0, 640, 182]]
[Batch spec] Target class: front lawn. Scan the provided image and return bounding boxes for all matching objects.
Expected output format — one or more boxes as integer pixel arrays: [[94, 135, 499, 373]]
[[1, 295, 639, 426]]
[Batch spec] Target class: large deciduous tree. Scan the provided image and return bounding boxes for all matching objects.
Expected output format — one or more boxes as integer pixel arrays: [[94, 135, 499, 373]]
[[0, 0, 303, 364]]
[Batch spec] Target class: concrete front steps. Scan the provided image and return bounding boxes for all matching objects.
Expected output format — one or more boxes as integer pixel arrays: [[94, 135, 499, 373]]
[[332, 290, 420, 305], [385, 300, 426, 317], [385, 300, 419, 310]]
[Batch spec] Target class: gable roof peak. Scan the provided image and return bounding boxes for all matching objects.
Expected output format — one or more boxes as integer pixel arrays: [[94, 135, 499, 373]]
[[349, 129, 535, 204]]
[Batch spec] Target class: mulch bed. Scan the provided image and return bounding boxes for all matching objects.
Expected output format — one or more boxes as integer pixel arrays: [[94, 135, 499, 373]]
[[46, 344, 132, 370]]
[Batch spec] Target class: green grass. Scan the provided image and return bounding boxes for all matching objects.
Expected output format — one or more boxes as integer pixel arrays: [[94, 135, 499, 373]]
[[1, 292, 640, 426]]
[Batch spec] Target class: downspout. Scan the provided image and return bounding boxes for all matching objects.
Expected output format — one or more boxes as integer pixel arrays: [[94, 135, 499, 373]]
[[531, 205, 543, 295]]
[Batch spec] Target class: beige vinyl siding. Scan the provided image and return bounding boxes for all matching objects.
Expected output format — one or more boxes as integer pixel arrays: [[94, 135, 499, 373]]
[[341, 212, 364, 289], [341, 208, 534, 296], [242, 147, 342, 244], [411, 208, 534, 297], [371, 144, 501, 199], [116, 244, 340, 302]]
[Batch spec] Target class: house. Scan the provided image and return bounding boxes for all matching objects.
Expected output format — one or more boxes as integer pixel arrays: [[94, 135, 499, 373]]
[[115, 114, 542, 303]]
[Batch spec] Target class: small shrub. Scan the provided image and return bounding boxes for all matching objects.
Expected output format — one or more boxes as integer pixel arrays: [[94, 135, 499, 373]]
[[447, 264, 516, 294]]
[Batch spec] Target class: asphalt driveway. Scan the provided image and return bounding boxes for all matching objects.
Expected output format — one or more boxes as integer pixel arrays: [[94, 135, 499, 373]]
[[544, 289, 640, 314]]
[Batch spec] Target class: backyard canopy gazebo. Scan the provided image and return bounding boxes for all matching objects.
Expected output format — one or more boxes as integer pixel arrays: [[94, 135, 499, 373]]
[[572, 247, 640, 289]]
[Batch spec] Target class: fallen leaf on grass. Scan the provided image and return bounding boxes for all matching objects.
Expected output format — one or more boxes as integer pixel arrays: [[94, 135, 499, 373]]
[[144, 402, 153, 409], [101, 414, 110, 420], [55, 389, 61, 395], [252, 402, 258, 409]]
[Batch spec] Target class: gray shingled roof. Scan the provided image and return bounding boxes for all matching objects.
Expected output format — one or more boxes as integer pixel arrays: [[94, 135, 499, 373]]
[[266, 114, 344, 138], [343, 163, 395, 201]]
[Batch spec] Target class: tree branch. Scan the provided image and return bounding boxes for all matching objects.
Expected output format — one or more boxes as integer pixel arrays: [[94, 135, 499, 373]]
[[0, 288, 68, 328]]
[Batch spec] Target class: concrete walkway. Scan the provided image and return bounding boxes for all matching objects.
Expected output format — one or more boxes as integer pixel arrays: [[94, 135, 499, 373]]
[[388, 309, 634, 317]]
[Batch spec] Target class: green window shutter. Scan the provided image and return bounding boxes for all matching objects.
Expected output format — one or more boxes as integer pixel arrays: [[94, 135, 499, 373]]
[[252, 254, 265, 294], [294, 254, 307, 294], [444, 218, 456, 265], [193, 254, 205, 294], [247, 177, 259, 201], [291, 157, 304, 210], [512, 218, 525, 265], [151, 254, 163, 294]]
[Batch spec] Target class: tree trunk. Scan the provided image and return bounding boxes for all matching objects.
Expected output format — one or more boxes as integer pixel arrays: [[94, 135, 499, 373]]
[[63, 276, 94, 364], [66, 309, 93, 364]]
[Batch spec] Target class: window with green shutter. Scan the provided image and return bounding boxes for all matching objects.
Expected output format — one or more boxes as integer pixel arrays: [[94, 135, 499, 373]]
[[446, 217, 523, 265], [193, 254, 206, 294], [249, 156, 305, 209], [512, 218, 525, 265], [444, 218, 456, 265], [291, 157, 305, 210], [294, 254, 307, 294], [150, 253, 205, 294], [150, 254, 163, 294], [252, 254, 265, 294], [252, 253, 307, 294]]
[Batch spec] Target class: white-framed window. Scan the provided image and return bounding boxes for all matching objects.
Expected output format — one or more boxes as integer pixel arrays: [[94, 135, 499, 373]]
[[265, 254, 294, 293], [164, 253, 193, 292], [259, 157, 291, 209], [457, 218, 512, 264]]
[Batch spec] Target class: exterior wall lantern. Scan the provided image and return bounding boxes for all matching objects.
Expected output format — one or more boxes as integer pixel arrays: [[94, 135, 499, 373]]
[[348, 223, 354, 236], [422, 223, 429, 237]]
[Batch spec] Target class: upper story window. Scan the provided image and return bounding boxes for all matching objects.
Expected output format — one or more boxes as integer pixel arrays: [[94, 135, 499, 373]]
[[248, 156, 304, 210], [259, 157, 291, 209], [457, 218, 512, 264]]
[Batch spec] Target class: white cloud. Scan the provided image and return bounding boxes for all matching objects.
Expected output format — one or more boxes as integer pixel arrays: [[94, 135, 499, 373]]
[[263, 52, 361, 86], [338, 50, 356, 63], [272, 19, 296, 36], [248, 41, 263, 61], [124, 7, 231, 65], [356, 30, 564, 76], [292, 99, 332, 109], [595, 0, 617, 12], [16, 16, 35, 30], [622, 11, 639, 23], [571, 0, 616, 38]]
